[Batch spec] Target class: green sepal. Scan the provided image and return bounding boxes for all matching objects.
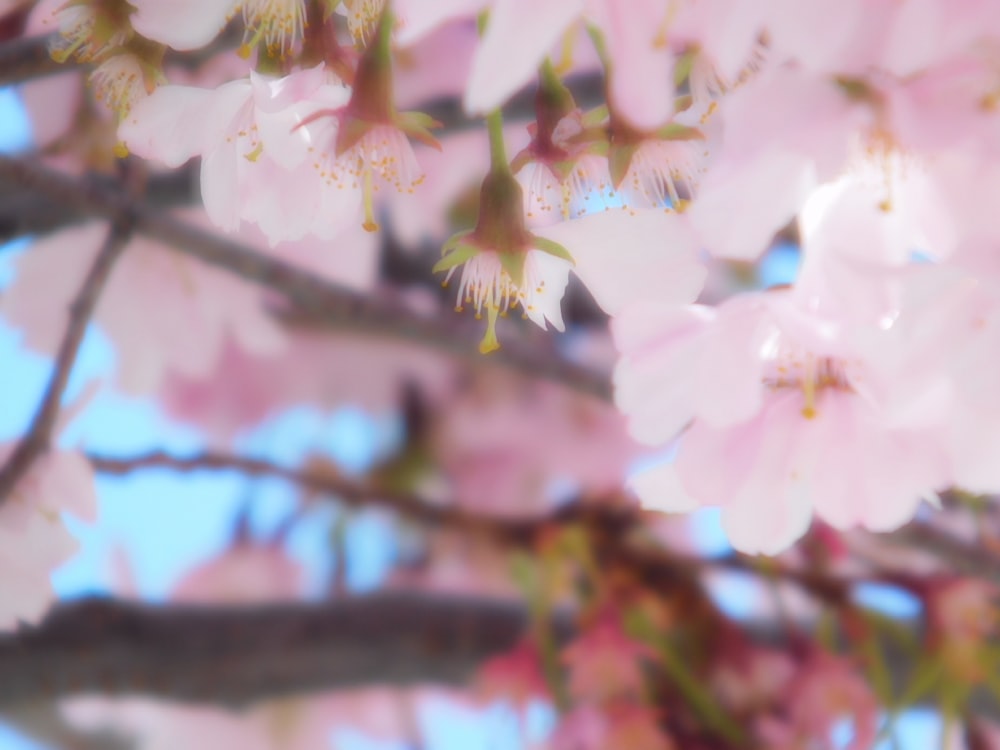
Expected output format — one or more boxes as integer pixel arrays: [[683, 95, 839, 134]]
[[654, 122, 705, 141], [335, 116, 372, 157], [582, 104, 609, 129], [398, 110, 442, 150], [673, 93, 693, 114], [609, 142, 638, 189], [432, 240, 478, 274], [532, 235, 575, 265], [499, 251, 525, 288], [509, 147, 532, 175], [673, 50, 695, 88], [835, 76, 872, 101]]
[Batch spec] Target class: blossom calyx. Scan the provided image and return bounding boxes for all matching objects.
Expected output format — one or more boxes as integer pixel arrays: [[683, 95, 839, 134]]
[[434, 169, 573, 354]]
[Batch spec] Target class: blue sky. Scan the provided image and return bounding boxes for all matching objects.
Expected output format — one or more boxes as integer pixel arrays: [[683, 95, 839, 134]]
[[0, 84, 945, 749]]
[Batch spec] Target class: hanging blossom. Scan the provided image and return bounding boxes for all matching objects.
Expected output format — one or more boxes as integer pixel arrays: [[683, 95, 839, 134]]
[[611, 126, 708, 210], [119, 64, 354, 243], [437, 110, 709, 353], [435, 165, 576, 353], [511, 62, 613, 225], [296, 7, 439, 233]]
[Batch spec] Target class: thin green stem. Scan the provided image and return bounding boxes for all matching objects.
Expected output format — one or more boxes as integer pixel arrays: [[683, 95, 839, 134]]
[[485, 109, 510, 175]]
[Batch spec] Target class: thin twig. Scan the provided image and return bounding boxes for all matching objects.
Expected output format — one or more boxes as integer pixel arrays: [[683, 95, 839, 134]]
[[0, 221, 131, 504], [87, 449, 637, 546], [0, 155, 612, 400]]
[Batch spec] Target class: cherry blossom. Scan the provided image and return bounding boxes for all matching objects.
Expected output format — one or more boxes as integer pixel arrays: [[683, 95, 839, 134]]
[[0, 449, 97, 629], [0, 220, 285, 394], [119, 66, 355, 243]]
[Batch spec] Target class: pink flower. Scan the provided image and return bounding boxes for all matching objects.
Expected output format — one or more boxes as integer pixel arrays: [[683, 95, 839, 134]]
[[172, 545, 306, 603], [127, 0, 236, 51], [476, 641, 550, 707], [617, 284, 950, 554], [119, 66, 354, 243], [0, 220, 286, 395], [0, 448, 97, 629], [562, 616, 653, 703], [431, 373, 640, 517], [756, 653, 877, 750]]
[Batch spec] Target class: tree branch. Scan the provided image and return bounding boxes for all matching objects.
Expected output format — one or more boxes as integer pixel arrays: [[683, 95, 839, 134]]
[[0, 594, 564, 707], [0, 221, 131, 504], [0, 154, 612, 401], [2, 593, 997, 723], [0, 33, 63, 86]]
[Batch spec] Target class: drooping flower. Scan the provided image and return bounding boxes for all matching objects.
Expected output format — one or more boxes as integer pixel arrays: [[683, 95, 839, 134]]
[[296, 7, 439, 233], [119, 65, 352, 243], [511, 62, 613, 225]]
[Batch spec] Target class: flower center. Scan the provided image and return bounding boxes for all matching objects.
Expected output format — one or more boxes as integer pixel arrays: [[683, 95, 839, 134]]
[[763, 352, 853, 419], [241, 0, 307, 57]]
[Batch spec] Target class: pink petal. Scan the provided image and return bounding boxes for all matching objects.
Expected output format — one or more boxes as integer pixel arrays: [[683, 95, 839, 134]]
[[464, 0, 584, 115], [538, 209, 706, 315], [129, 0, 236, 50]]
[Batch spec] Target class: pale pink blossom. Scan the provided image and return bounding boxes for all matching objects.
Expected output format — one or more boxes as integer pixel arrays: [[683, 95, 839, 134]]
[[0, 448, 98, 629], [0, 220, 286, 395], [172, 545, 306, 603], [617, 284, 950, 554], [119, 66, 354, 243], [161, 329, 454, 444], [430, 373, 640, 518], [127, 0, 236, 51]]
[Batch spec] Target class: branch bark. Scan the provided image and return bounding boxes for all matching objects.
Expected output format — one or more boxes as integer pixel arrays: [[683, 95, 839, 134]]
[[0, 594, 564, 708], [0, 154, 612, 401], [0, 221, 131, 504]]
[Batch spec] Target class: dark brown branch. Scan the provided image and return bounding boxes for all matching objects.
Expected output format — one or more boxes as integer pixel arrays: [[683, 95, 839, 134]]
[[0, 165, 198, 241], [2, 594, 997, 722], [0, 34, 63, 86], [0, 154, 612, 400], [0, 594, 565, 707], [0, 221, 131, 504]]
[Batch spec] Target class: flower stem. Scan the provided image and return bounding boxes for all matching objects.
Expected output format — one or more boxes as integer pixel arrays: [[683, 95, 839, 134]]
[[485, 109, 510, 176]]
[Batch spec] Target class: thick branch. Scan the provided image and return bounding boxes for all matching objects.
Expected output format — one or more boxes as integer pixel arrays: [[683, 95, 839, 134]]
[[2, 594, 997, 723], [0, 221, 131, 503], [0, 34, 63, 86], [0, 155, 611, 400], [0, 594, 563, 707]]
